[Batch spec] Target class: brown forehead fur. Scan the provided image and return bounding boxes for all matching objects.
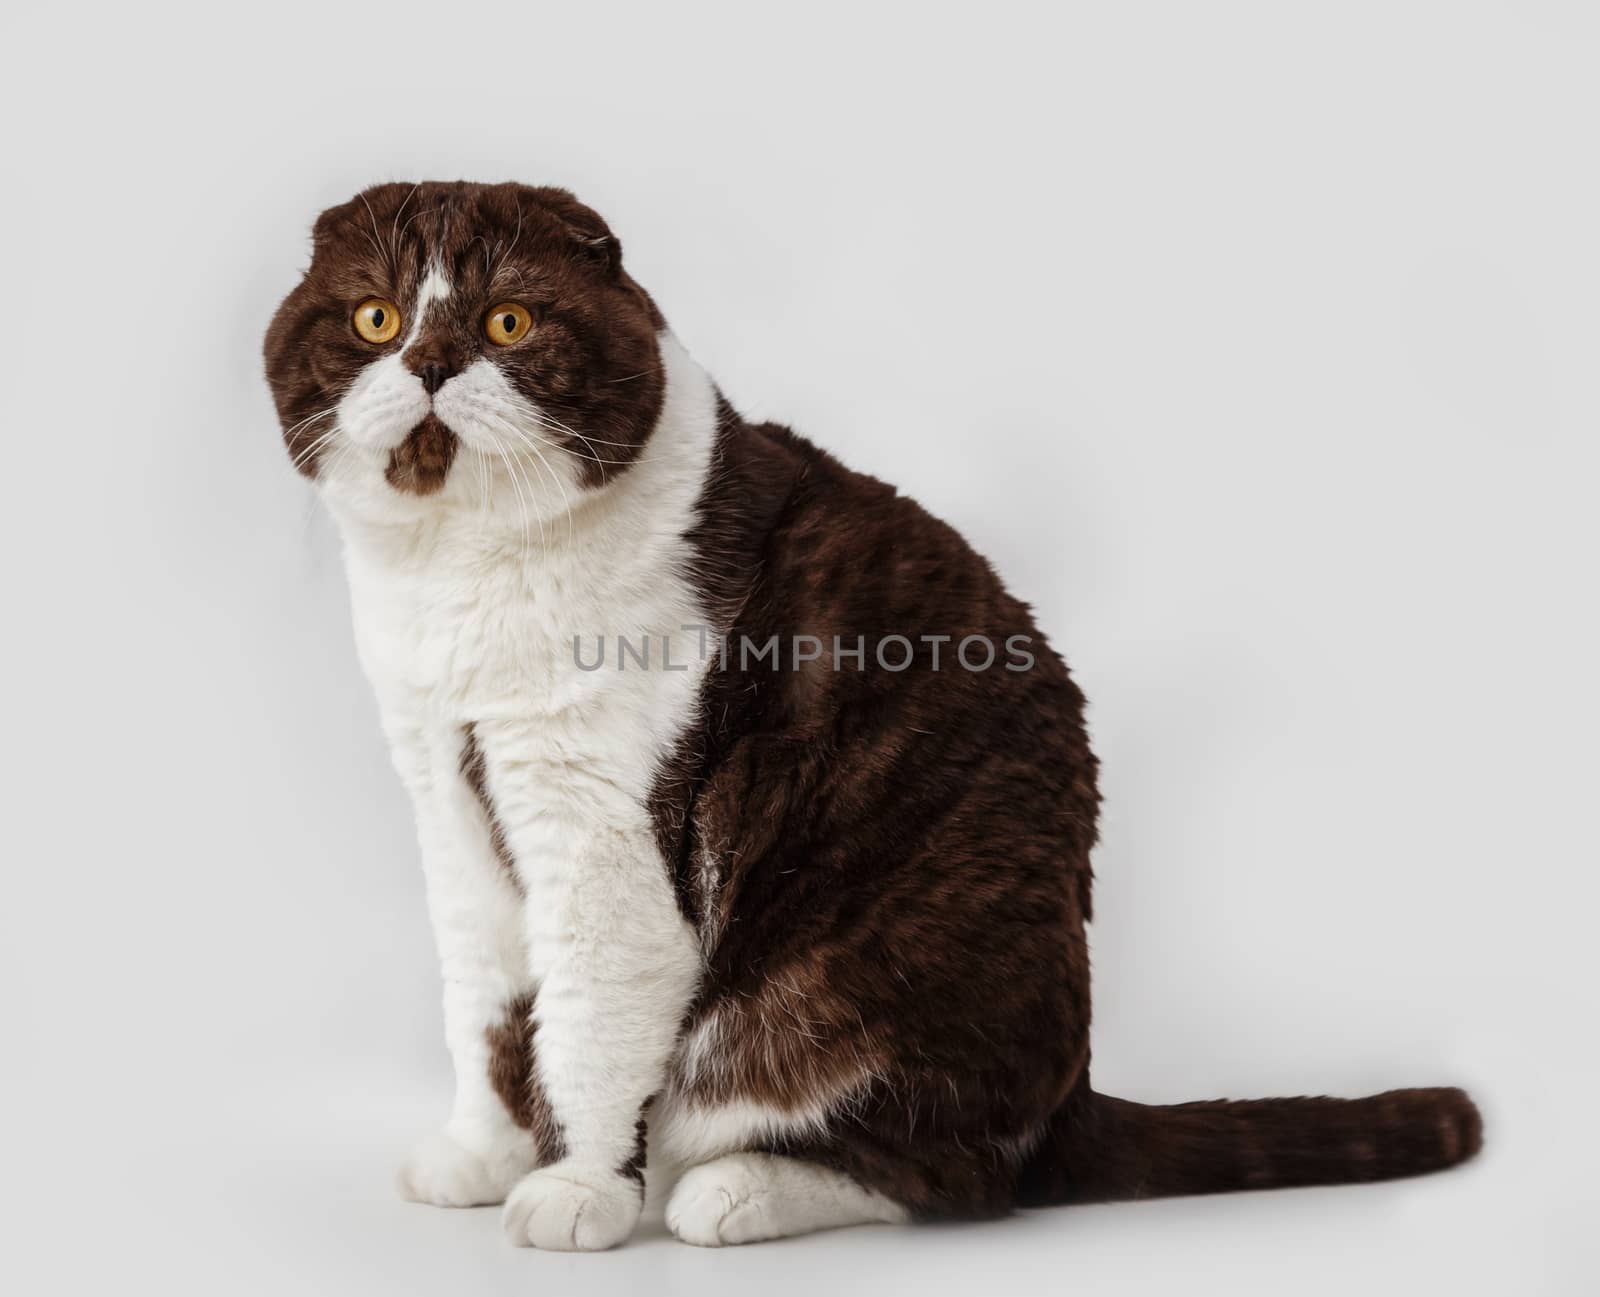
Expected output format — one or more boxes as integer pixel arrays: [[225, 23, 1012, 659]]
[[263, 181, 666, 489]]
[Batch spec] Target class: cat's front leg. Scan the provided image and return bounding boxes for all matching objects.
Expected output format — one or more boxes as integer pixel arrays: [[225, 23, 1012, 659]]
[[484, 742, 701, 1251], [388, 720, 541, 1207]]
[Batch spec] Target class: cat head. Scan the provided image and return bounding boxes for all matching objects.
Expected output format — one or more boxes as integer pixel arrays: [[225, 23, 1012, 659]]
[[263, 182, 665, 522]]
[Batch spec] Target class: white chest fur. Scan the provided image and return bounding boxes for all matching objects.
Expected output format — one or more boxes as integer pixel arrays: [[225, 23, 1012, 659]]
[[331, 334, 718, 1221], [331, 333, 717, 810], [329, 329, 716, 1015]]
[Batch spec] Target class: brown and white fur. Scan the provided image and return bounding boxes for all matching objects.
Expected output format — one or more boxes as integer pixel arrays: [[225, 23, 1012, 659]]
[[264, 182, 1481, 1251]]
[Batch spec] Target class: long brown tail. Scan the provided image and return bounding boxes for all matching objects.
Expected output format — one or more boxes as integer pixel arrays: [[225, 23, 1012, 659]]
[[1016, 1083, 1482, 1206]]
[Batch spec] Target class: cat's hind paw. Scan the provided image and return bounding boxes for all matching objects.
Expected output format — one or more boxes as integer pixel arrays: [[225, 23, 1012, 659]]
[[665, 1156, 771, 1246], [666, 1152, 908, 1246]]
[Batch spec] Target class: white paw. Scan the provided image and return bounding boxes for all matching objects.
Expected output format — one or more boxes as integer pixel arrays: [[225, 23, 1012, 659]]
[[501, 1165, 642, 1251], [665, 1159, 768, 1247], [397, 1130, 532, 1208]]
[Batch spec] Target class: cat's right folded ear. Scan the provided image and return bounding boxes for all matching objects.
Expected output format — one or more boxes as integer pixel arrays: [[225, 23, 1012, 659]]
[[311, 202, 351, 250]]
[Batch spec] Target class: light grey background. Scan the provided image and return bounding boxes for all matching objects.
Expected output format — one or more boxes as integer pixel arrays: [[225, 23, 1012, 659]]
[[3, 2, 1594, 1293]]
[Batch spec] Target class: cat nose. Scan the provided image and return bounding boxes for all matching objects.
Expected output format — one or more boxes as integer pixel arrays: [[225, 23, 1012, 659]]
[[418, 362, 453, 395], [405, 340, 463, 395]]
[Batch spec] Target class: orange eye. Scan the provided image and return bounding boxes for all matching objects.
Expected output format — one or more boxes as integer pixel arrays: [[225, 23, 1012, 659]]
[[354, 298, 401, 344], [485, 302, 533, 346]]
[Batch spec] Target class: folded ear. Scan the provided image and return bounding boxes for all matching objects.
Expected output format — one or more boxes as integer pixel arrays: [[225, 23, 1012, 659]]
[[528, 186, 622, 277], [310, 199, 364, 251]]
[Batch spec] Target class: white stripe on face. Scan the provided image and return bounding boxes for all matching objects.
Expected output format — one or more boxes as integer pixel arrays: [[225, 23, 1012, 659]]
[[408, 263, 453, 340], [337, 264, 454, 452]]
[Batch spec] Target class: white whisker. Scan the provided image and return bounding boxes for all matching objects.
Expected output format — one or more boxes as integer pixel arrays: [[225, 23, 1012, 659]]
[[483, 411, 575, 547], [388, 183, 420, 265], [491, 440, 542, 563], [359, 192, 394, 276]]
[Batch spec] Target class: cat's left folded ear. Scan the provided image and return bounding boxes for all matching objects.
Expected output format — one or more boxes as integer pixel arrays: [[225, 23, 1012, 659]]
[[528, 185, 623, 278]]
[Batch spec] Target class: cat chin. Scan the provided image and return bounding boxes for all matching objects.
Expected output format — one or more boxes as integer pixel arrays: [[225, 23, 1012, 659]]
[[317, 441, 583, 537], [384, 415, 458, 496]]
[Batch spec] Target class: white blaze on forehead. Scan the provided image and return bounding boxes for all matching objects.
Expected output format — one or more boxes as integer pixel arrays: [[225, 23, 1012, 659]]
[[403, 263, 453, 347], [335, 263, 453, 451], [417, 263, 451, 309]]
